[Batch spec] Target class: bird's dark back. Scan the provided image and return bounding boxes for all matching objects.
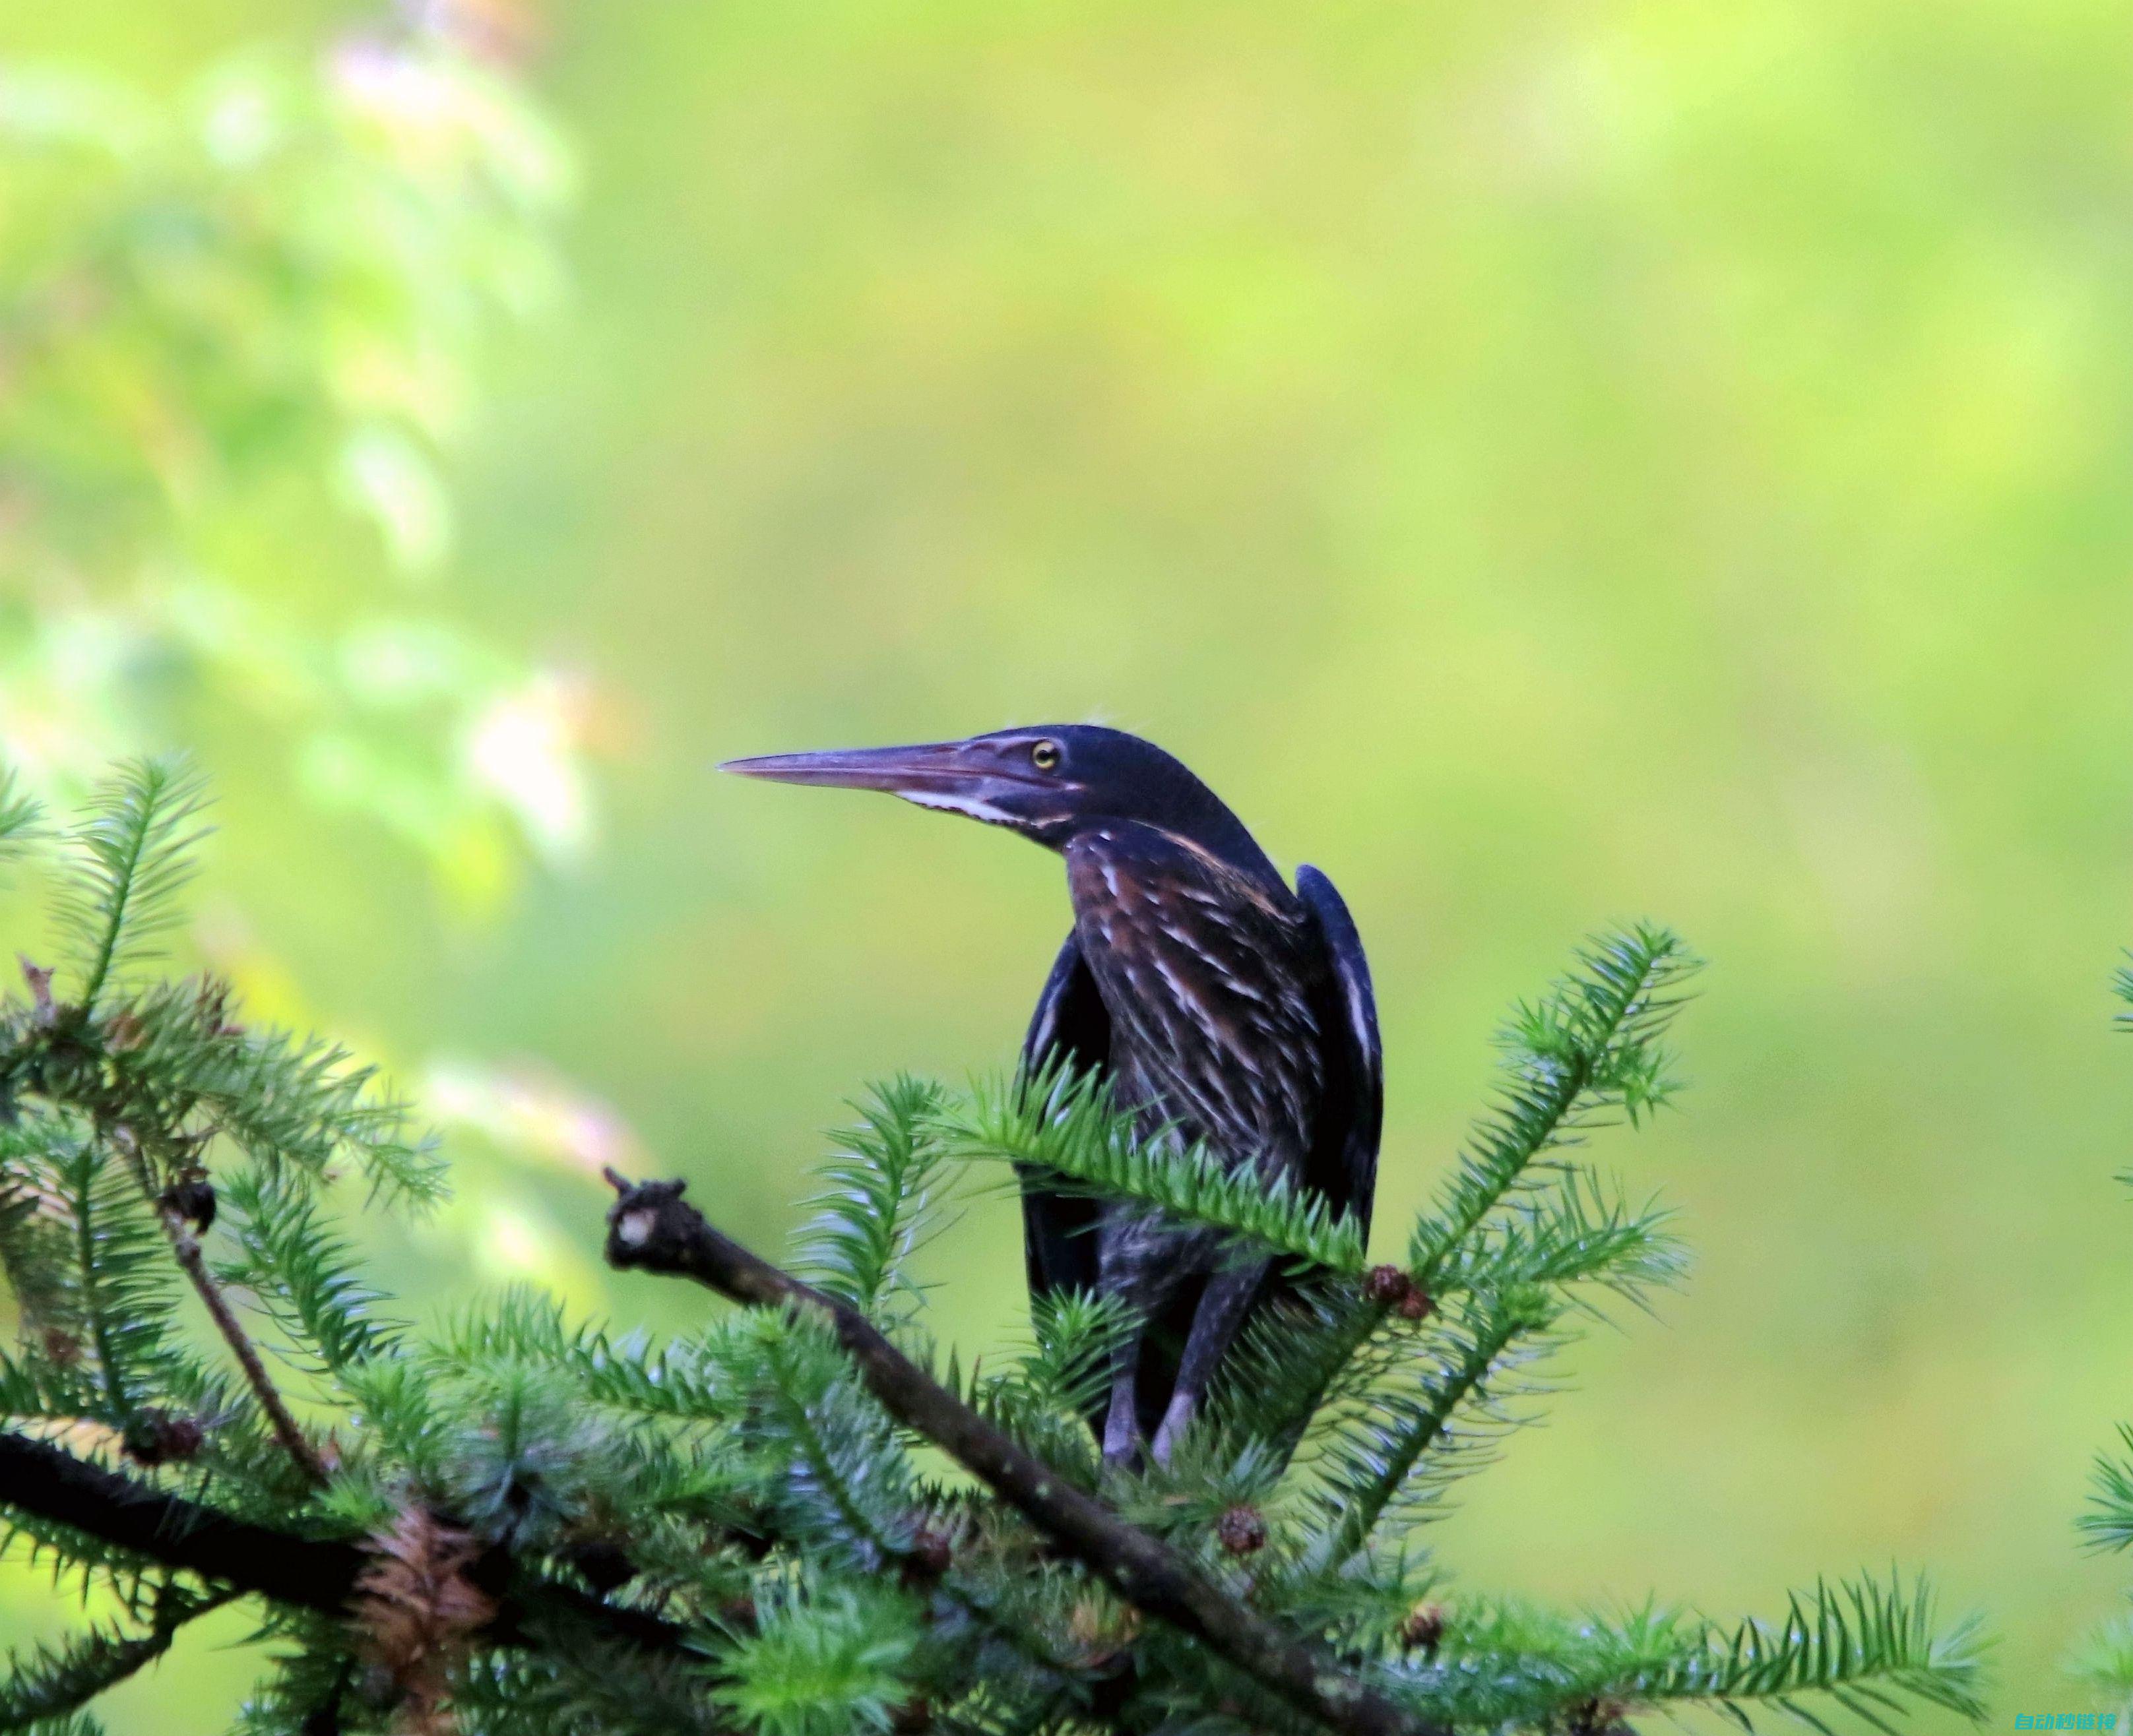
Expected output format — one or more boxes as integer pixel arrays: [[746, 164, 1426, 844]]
[[1065, 822, 1325, 1173]]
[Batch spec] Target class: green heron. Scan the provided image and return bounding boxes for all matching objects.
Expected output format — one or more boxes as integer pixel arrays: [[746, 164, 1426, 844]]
[[723, 726, 1381, 1464]]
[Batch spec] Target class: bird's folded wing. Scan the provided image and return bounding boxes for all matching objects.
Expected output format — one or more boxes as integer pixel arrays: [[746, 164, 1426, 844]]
[[1017, 931, 1110, 1303], [1064, 822, 1323, 1171], [1295, 863, 1384, 1240]]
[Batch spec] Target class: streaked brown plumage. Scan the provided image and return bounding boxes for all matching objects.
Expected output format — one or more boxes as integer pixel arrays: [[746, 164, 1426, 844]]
[[1064, 821, 1330, 1459]]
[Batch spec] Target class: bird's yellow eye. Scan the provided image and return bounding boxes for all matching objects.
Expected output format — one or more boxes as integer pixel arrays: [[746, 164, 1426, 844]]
[[1031, 740, 1061, 772]]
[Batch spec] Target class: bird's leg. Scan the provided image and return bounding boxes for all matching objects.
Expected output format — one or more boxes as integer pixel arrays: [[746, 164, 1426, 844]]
[[1150, 1257, 1270, 1466], [1096, 1201, 1170, 1467], [1100, 1336, 1147, 1467]]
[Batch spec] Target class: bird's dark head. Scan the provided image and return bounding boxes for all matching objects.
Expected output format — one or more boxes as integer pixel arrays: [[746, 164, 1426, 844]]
[[721, 725, 1277, 879]]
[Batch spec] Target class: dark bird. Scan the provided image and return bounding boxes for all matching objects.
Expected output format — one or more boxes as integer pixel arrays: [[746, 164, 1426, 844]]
[[722, 726, 1381, 1464]]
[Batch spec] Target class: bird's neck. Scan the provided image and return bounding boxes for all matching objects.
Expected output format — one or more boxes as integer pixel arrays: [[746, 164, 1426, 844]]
[[1187, 817, 1287, 896], [1073, 811, 1289, 900]]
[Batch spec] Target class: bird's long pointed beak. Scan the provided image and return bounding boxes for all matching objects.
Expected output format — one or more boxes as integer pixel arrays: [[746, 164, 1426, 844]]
[[718, 740, 999, 796], [720, 738, 1069, 832]]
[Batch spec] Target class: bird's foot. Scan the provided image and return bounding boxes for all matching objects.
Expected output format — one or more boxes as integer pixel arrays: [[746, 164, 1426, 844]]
[[1101, 1423, 1145, 1469], [1149, 1394, 1195, 1467], [1101, 1394, 1145, 1468]]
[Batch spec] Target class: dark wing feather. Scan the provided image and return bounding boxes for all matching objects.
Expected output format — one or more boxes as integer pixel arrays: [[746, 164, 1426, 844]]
[[1064, 825, 1322, 1167], [1016, 931, 1110, 1302], [1294, 864, 1382, 1240]]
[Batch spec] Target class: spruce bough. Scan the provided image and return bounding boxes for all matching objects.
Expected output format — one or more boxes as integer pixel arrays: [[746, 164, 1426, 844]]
[[0, 759, 1985, 1733]]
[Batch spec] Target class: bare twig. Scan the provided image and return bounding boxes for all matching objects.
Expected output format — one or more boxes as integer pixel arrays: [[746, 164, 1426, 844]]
[[102, 1113, 327, 1487], [158, 1197, 331, 1485], [601, 1169, 1443, 1736]]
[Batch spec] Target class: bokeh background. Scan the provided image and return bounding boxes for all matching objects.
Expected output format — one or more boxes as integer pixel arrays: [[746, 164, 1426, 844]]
[[5, 0, 2133, 1727]]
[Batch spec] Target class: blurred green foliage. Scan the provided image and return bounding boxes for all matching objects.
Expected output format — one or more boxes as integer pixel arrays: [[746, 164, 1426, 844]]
[[7, 0, 2133, 1727], [0, 8, 585, 901]]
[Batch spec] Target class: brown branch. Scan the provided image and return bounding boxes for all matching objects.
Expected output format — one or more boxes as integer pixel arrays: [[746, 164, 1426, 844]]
[[0, 1425, 366, 1611], [158, 1199, 331, 1486], [600, 1170, 1443, 1736], [0, 1428, 688, 1656], [94, 1103, 328, 1486]]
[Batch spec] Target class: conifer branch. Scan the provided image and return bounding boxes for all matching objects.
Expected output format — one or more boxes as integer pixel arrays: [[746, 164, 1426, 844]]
[[751, 1332, 1092, 1700], [154, 1194, 329, 1487], [88, 1105, 329, 1487], [1621, 1574, 1987, 1725], [0, 1580, 235, 1728], [1403, 1577, 1984, 1731], [214, 1168, 405, 1384], [601, 1169, 1445, 1736], [1408, 925, 1696, 1282], [0, 769, 42, 869], [59, 758, 210, 1013], [0, 1429, 692, 1657], [1307, 1291, 1549, 1573], [0, 1427, 367, 1613], [66, 1146, 138, 1429], [793, 1076, 955, 1318], [946, 1066, 1368, 1274], [0, 771, 1974, 1736], [2086, 1424, 2133, 1552], [1245, 927, 1696, 1459]]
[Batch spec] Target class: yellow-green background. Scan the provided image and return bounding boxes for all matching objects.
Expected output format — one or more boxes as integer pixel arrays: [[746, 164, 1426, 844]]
[[9, 0, 2133, 1727]]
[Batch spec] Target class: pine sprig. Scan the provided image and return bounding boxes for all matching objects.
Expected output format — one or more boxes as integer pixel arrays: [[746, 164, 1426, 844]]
[[2070, 1611, 2133, 1708], [753, 1322, 924, 1575], [426, 1285, 751, 1426], [453, 1640, 732, 1736], [133, 1005, 443, 1210], [0, 1581, 230, 1729], [0, 1499, 166, 1625], [0, 768, 42, 871], [1227, 927, 1699, 1463], [715, 1578, 921, 1736], [1408, 924, 1698, 1282], [2082, 1425, 2133, 1553], [57, 1136, 182, 1431], [214, 1168, 405, 1384], [0, 1127, 76, 1357], [944, 1065, 1367, 1274], [1395, 1578, 1982, 1731], [969, 1289, 1134, 1482], [1301, 1287, 1559, 1573], [1608, 1573, 1988, 1729], [54, 757, 210, 1012], [1430, 1169, 1685, 1305], [0, 1344, 92, 1427], [793, 1077, 955, 1321]]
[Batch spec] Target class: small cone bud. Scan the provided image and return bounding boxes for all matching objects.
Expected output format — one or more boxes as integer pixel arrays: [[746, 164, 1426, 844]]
[[123, 1410, 205, 1467], [1362, 1264, 1411, 1305], [1398, 1601, 1446, 1653], [905, 1526, 953, 1580], [163, 1176, 217, 1233], [1215, 1504, 1267, 1555]]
